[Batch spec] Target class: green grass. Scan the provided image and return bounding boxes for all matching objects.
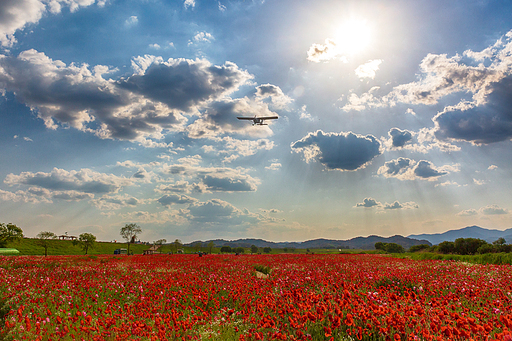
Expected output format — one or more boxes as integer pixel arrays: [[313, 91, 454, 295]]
[[0, 249, 20, 256], [398, 251, 512, 265], [2, 238, 389, 257], [5, 238, 150, 256]]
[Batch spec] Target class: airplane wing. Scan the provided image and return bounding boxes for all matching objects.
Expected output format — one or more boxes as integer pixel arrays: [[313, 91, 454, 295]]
[[258, 116, 278, 120], [237, 117, 255, 120]]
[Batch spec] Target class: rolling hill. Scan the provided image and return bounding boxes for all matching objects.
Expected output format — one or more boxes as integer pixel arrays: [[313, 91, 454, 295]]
[[187, 235, 431, 250], [408, 225, 512, 245]]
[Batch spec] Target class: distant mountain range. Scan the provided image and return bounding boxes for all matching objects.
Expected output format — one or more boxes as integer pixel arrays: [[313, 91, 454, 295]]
[[408, 225, 512, 245], [185, 226, 512, 250], [186, 235, 432, 250]]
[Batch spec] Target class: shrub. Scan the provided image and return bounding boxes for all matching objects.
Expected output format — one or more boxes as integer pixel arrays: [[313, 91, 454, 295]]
[[409, 244, 431, 253], [253, 264, 272, 275], [220, 246, 232, 253]]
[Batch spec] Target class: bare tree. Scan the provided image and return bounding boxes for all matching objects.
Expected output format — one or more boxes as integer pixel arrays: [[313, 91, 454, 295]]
[[155, 238, 167, 253], [120, 223, 142, 255], [207, 241, 215, 254], [36, 231, 57, 256]]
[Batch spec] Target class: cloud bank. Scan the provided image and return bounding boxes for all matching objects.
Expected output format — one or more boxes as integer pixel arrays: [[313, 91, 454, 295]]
[[291, 130, 382, 171]]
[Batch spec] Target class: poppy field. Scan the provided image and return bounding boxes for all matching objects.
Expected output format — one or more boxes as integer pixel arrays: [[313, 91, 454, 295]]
[[1, 254, 512, 340]]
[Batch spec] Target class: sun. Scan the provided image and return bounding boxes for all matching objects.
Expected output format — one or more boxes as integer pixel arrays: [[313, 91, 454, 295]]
[[334, 18, 372, 55]]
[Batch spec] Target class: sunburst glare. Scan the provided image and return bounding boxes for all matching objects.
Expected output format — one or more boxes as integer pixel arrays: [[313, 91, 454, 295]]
[[334, 18, 372, 55]]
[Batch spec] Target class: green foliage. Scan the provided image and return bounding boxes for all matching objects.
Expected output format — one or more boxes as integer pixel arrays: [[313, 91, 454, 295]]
[[437, 241, 455, 254], [263, 247, 271, 253], [4, 238, 149, 256], [220, 246, 232, 253], [454, 237, 488, 255], [408, 244, 431, 252], [250, 245, 258, 254], [400, 251, 512, 265], [207, 241, 215, 254], [477, 243, 494, 254], [374, 242, 405, 253], [0, 288, 14, 341], [0, 249, 19, 255], [253, 264, 272, 275], [193, 241, 203, 252], [374, 242, 386, 250], [73, 233, 97, 255], [233, 247, 244, 254], [384, 243, 405, 253], [0, 223, 23, 248]]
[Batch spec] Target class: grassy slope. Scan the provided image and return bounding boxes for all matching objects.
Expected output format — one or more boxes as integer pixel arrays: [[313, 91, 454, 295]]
[[3, 238, 383, 256], [398, 251, 512, 265], [5, 238, 150, 256]]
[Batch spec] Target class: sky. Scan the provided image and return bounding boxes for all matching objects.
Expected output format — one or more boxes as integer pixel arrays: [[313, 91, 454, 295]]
[[1, 0, 512, 243]]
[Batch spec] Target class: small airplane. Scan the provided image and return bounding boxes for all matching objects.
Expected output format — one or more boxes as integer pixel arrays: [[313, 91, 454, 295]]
[[237, 115, 278, 125]]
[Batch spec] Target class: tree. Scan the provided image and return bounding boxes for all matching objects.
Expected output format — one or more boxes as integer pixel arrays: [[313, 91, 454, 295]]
[[207, 241, 215, 254], [73, 233, 96, 255], [263, 247, 272, 254], [193, 241, 202, 253], [374, 242, 386, 251], [250, 245, 258, 254], [454, 238, 487, 255], [0, 223, 23, 247], [234, 247, 244, 254], [173, 239, 183, 253], [120, 223, 142, 255], [477, 243, 495, 254], [36, 231, 57, 256], [437, 241, 455, 254], [155, 239, 167, 253], [408, 244, 431, 253], [220, 246, 232, 253], [384, 243, 405, 253]]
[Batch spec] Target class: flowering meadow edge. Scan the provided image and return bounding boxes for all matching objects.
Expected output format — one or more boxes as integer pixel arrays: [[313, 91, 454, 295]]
[[1, 254, 512, 340]]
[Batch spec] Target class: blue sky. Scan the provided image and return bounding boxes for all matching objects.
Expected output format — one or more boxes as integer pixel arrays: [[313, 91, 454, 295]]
[[1, 0, 512, 243]]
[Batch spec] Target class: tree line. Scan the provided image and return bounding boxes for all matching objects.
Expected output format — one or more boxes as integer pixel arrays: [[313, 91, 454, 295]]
[[376, 237, 512, 255]]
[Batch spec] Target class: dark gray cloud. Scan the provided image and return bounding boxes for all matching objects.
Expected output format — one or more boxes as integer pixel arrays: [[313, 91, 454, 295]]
[[378, 158, 453, 181], [161, 163, 260, 193], [256, 84, 282, 97], [414, 160, 448, 179], [434, 76, 512, 144], [202, 175, 256, 192], [0, 50, 260, 143], [384, 201, 403, 210], [157, 194, 196, 206], [356, 198, 381, 208], [184, 199, 262, 227], [52, 191, 95, 201], [380, 157, 411, 176], [355, 198, 418, 210], [291, 130, 381, 171], [188, 199, 235, 218], [4, 168, 133, 195], [117, 58, 252, 112], [186, 97, 279, 139], [388, 128, 413, 148]]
